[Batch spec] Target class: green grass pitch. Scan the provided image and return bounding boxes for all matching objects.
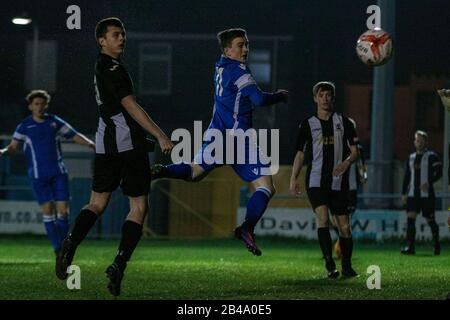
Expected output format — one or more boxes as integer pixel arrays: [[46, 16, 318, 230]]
[[0, 237, 448, 300]]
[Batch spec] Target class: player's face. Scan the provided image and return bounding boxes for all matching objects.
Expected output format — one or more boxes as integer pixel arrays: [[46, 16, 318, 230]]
[[28, 97, 48, 118], [99, 26, 126, 58], [414, 135, 427, 152], [313, 89, 334, 111], [224, 37, 249, 63]]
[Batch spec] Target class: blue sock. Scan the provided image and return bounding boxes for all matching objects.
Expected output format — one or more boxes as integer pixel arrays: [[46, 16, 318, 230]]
[[56, 214, 70, 243], [43, 216, 61, 253], [243, 187, 272, 230], [165, 163, 192, 180]]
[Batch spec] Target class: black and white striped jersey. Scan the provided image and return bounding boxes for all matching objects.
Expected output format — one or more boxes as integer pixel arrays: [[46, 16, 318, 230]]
[[94, 53, 146, 154], [296, 112, 358, 191], [402, 150, 442, 198]]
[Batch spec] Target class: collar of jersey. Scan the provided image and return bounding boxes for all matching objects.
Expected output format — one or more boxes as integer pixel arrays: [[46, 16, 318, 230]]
[[219, 55, 245, 66], [99, 52, 121, 64]]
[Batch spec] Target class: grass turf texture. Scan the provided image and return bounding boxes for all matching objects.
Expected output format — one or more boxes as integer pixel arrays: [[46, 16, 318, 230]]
[[0, 237, 448, 300]]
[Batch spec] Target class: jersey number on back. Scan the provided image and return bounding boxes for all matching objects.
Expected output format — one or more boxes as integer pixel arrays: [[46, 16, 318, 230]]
[[215, 67, 224, 97]]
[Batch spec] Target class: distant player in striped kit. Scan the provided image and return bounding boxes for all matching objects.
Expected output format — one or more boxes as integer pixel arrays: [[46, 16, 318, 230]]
[[401, 130, 442, 255], [290, 81, 359, 278], [0, 90, 95, 254]]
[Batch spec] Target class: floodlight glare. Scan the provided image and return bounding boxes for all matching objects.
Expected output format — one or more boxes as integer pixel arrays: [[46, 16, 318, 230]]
[[12, 17, 32, 25]]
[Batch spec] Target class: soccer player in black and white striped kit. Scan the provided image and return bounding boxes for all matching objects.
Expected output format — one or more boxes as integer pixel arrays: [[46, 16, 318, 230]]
[[55, 17, 173, 296], [401, 130, 442, 255], [290, 81, 359, 278]]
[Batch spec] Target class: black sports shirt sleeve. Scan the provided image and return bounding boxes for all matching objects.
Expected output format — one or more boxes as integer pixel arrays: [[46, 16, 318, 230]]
[[429, 153, 442, 184], [343, 116, 358, 146], [296, 120, 311, 152]]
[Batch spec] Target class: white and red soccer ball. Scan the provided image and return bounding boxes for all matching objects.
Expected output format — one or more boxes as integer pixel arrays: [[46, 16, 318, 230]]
[[356, 28, 393, 66]]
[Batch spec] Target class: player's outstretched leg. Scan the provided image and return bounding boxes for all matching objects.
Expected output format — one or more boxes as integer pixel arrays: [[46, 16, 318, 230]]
[[56, 208, 98, 280], [234, 225, 261, 256], [151, 163, 192, 181], [106, 220, 143, 296], [150, 164, 168, 180], [234, 186, 273, 256], [55, 237, 76, 280]]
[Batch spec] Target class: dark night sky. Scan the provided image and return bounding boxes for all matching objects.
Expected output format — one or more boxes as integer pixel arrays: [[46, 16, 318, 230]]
[[1, 0, 449, 76], [1, 0, 449, 136]]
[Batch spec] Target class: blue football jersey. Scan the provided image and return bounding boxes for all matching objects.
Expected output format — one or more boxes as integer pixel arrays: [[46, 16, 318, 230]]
[[12, 114, 77, 179], [209, 56, 285, 132]]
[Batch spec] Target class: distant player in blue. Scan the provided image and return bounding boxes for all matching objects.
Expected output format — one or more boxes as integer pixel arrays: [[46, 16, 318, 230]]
[[0, 90, 95, 254], [151, 28, 289, 256]]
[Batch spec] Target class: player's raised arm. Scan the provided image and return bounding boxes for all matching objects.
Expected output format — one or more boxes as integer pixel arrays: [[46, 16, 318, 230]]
[[241, 84, 289, 107], [121, 95, 173, 154]]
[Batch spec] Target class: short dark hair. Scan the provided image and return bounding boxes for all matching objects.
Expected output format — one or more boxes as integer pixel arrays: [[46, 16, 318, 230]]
[[95, 17, 125, 43], [26, 90, 51, 104], [312, 81, 336, 97], [217, 28, 247, 52], [415, 130, 428, 141]]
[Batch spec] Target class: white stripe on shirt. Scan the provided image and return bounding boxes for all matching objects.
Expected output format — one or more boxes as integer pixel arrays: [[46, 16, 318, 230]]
[[24, 136, 39, 179], [234, 73, 256, 90], [232, 91, 242, 130]]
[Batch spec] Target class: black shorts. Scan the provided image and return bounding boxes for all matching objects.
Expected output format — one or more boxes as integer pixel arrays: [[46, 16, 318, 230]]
[[92, 149, 151, 197], [306, 188, 350, 215], [348, 190, 357, 213], [406, 197, 435, 219]]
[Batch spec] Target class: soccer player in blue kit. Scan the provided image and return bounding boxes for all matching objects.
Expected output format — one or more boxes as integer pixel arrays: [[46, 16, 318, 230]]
[[0, 90, 95, 254], [151, 28, 289, 256]]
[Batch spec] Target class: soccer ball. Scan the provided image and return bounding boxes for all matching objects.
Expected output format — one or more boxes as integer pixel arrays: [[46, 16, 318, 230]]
[[356, 28, 393, 66]]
